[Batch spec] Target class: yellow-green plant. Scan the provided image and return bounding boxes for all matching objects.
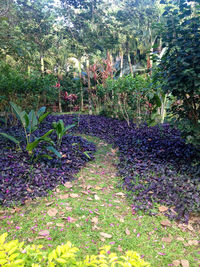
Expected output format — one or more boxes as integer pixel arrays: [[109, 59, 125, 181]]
[[0, 233, 150, 266]]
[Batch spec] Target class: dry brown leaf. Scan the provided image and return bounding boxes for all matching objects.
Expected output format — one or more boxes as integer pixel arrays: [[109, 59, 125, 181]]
[[46, 202, 54, 206], [159, 206, 169, 212], [95, 186, 102, 190], [68, 217, 77, 223], [125, 228, 131, 235], [172, 260, 181, 266], [161, 220, 171, 227], [86, 185, 92, 190], [47, 208, 58, 217], [94, 195, 100, 200], [180, 259, 189, 267], [100, 232, 112, 239], [66, 207, 73, 212], [59, 194, 69, 200], [188, 240, 198, 246], [81, 191, 89, 195], [162, 237, 172, 243], [46, 222, 53, 226], [92, 225, 101, 231], [187, 224, 194, 231], [64, 182, 73, 189], [118, 245, 123, 252], [70, 193, 79, 198], [119, 217, 125, 223], [91, 217, 98, 224], [56, 223, 64, 227], [116, 192, 125, 197], [38, 230, 49, 236]]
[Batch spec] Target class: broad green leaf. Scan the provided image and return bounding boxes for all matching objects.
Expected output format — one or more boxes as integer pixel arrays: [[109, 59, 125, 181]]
[[37, 106, 46, 118], [47, 146, 62, 158], [38, 112, 51, 123], [0, 133, 20, 145]]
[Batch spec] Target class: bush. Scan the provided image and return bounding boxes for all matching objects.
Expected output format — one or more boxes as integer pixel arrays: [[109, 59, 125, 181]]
[[157, 0, 200, 147], [0, 233, 150, 266]]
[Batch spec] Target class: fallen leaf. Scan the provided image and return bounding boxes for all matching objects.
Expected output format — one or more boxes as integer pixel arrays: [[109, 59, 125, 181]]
[[64, 182, 73, 189], [66, 207, 73, 212], [188, 240, 198, 246], [86, 185, 92, 190], [161, 220, 171, 227], [162, 237, 172, 243], [46, 222, 53, 226], [92, 225, 100, 230], [100, 232, 112, 239], [125, 228, 131, 235], [59, 194, 69, 200], [38, 230, 49, 236], [118, 245, 123, 252], [81, 191, 89, 195], [91, 217, 98, 224], [47, 208, 58, 217], [159, 206, 169, 212], [56, 223, 64, 227], [172, 260, 181, 266], [95, 186, 102, 190], [119, 217, 124, 223], [180, 259, 189, 267], [116, 192, 125, 197], [94, 195, 100, 200], [46, 202, 54, 206], [70, 193, 79, 198], [68, 217, 77, 223], [187, 224, 194, 231]]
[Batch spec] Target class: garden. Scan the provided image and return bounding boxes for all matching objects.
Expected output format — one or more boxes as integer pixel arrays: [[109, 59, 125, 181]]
[[0, 0, 200, 266]]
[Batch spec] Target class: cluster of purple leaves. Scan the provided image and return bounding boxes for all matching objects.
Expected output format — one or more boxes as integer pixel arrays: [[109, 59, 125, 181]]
[[0, 125, 96, 206], [46, 115, 200, 222]]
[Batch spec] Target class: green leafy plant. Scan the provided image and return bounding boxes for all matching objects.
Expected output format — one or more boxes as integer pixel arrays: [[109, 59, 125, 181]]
[[157, 0, 200, 146], [0, 102, 61, 160], [0, 232, 150, 266], [52, 119, 75, 146]]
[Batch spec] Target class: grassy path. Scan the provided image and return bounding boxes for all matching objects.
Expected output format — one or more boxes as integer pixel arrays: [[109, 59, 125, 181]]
[[0, 135, 199, 266]]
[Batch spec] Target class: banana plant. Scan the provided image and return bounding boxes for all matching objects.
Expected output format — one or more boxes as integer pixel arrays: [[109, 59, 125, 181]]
[[0, 102, 61, 160], [52, 119, 75, 147]]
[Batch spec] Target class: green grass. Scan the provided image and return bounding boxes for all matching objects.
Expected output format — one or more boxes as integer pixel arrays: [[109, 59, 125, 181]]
[[0, 135, 199, 266]]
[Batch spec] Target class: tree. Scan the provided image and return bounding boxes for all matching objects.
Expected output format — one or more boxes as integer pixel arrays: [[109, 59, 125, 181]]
[[157, 0, 200, 146]]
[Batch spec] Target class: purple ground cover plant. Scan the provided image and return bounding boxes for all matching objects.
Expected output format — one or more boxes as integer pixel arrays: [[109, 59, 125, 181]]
[[47, 114, 199, 222], [0, 123, 96, 206], [1, 114, 200, 222]]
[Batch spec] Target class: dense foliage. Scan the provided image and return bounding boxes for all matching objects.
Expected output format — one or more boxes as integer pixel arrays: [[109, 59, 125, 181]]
[[0, 232, 150, 266], [51, 114, 199, 222], [1, 114, 199, 221], [157, 0, 200, 146], [0, 116, 96, 206]]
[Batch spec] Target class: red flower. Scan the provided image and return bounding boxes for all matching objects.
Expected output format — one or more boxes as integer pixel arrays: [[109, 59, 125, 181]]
[[54, 82, 61, 88]]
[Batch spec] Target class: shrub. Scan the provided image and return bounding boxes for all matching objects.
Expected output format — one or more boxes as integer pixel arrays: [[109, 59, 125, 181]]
[[157, 0, 200, 147], [0, 233, 150, 266]]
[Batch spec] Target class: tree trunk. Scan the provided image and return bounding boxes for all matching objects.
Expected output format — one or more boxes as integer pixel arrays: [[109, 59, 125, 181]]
[[120, 50, 123, 77], [78, 60, 84, 111], [40, 52, 45, 74], [86, 59, 92, 115], [128, 52, 133, 76]]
